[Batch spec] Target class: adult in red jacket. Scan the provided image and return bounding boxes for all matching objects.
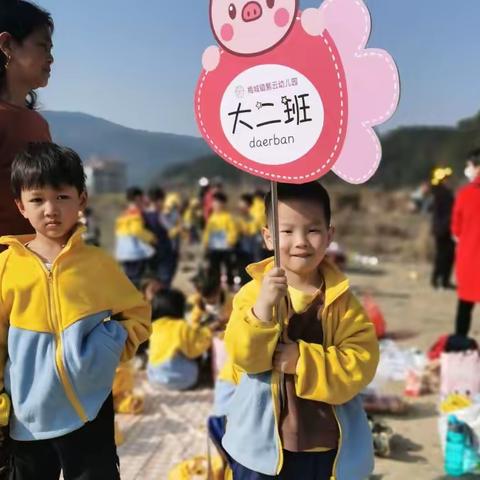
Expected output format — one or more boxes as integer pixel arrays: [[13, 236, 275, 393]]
[[451, 149, 480, 336]]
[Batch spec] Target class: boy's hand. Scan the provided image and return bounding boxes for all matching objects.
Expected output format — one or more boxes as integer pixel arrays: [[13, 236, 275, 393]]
[[253, 268, 288, 323], [273, 342, 300, 375]]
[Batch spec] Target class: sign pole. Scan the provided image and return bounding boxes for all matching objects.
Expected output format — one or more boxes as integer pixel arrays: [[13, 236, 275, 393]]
[[270, 180, 286, 404]]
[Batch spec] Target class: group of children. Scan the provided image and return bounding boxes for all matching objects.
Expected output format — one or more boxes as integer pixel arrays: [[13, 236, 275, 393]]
[[0, 140, 380, 480], [0, 2, 380, 479], [114, 182, 268, 292]]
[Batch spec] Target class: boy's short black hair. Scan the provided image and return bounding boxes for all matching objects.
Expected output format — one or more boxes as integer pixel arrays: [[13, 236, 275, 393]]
[[212, 191, 228, 203], [151, 288, 186, 320], [11, 142, 86, 199], [194, 274, 221, 299], [240, 193, 253, 207], [126, 186, 143, 202], [264, 182, 331, 226], [148, 186, 165, 202], [467, 149, 480, 166]]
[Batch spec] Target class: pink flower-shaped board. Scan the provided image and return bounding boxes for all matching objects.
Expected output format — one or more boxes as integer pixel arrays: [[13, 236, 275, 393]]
[[195, 0, 400, 184]]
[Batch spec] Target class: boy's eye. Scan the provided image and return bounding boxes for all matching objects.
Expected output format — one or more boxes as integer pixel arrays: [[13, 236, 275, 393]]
[[57, 195, 70, 200], [280, 230, 292, 234], [29, 198, 42, 203]]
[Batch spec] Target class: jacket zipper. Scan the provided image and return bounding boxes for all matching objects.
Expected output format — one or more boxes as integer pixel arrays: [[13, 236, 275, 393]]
[[271, 370, 284, 475], [330, 404, 343, 480], [42, 260, 88, 423]]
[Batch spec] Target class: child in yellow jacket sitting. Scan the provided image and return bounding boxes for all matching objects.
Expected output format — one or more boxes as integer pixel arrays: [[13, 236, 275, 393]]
[[148, 289, 214, 390], [222, 182, 379, 480]]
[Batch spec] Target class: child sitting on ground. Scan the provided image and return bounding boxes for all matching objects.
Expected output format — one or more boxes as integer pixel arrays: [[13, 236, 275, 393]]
[[147, 288, 216, 391]]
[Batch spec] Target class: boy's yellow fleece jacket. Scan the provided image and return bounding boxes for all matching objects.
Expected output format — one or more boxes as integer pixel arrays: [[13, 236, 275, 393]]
[[224, 256, 379, 406], [221, 257, 379, 478]]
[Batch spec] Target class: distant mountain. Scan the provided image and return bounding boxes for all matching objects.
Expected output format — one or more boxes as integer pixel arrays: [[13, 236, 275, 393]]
[[43, 111, 211, 186]]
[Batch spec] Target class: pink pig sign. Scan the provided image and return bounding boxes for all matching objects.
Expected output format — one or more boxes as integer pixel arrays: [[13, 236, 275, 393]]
[[195, 0, 400, 184]]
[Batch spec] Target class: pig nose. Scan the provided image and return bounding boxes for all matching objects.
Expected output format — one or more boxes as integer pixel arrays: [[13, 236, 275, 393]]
[[242, 1, 263, 22]]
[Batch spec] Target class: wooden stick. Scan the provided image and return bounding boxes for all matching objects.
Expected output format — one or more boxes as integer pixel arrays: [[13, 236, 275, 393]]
[[270, 181, 286, 406]]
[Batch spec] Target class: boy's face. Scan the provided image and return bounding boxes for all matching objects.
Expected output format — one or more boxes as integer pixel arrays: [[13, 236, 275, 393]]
[[263, 199, 333, 277], [238, 200, 249, 214], [132, 194, 145, 209], [16, 185, 87, 243], [212, 199, 225, 213]]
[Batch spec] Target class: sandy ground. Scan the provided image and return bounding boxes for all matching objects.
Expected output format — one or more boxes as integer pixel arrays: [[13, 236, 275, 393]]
[[115, 256, 480, 479]]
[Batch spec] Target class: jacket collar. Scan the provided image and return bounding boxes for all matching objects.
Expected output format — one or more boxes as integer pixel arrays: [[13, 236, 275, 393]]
[[0, 225, 86, 253], [246, 256, 350, 309]]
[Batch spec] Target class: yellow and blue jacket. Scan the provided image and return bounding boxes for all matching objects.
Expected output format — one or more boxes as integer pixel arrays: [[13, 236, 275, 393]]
[[203, 211, 238, 251], [147, 316, 212, 390], [222, 257, 379, 479], [0, 227, 151, 441], [115, 206, 156, 262]]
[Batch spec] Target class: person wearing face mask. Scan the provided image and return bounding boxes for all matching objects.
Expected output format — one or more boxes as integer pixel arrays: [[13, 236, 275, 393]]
[[451, 149, 480, 337]]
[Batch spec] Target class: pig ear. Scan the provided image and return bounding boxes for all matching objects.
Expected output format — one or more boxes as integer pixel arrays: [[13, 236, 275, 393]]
[[301, 8, 326, 36]]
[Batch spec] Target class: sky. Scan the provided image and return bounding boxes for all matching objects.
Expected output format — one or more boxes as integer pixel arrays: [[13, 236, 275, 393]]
[[37, 0, 480, 137]]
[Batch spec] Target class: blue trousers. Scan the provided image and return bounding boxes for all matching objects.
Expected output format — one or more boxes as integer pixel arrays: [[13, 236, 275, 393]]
[[231, 449, 337, 480]]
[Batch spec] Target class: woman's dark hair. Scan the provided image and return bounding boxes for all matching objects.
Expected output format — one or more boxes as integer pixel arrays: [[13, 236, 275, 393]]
[[11, 142, 86, 198], [151, 289, 186, 320], [0, 0, 54, 109], [264, 181, 332, 226], [467, 148, 480, 167]]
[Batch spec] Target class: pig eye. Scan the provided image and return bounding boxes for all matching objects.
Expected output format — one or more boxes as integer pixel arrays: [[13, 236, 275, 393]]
[[266, 0, 275, 8], [228, 3, 237, 19]]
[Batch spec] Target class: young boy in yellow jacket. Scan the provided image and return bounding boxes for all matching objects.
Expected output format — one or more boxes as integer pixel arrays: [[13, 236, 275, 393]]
[[203, 192, 238, 286], [115, 186, 156, 287], [222, 182, 379, 480], [0, 143, 151, 479]]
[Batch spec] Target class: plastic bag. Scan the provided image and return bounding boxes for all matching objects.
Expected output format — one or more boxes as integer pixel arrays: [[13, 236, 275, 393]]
[[440, 351, 480, 398]]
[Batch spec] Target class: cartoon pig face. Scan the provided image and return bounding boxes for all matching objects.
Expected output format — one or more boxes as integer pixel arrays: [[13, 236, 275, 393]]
[[210, 0, 298, 55]]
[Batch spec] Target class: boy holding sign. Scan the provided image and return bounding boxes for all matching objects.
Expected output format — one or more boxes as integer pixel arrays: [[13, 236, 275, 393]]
[[222, 182, 379, 480], [195, 0, 399, 477]]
